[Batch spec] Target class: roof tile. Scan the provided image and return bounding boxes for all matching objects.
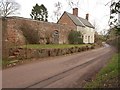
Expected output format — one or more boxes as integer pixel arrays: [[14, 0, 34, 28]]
[[65, 12, 94, 28]]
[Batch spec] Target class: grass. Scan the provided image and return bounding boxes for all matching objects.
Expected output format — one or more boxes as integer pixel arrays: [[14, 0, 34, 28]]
[[21, 44, 90, 49], [84, 53, 120, 88], [0, 59, 2, 67], [2, 59, 20, 68], [2, 59, 10, 67]]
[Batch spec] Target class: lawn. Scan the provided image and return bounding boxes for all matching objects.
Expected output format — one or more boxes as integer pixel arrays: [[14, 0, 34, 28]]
[[21, 44, 90, 49], [84, 53, 119, 88]]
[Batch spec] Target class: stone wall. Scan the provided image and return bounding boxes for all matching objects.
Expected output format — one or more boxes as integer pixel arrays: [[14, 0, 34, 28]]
[[9, 45, 94, 60], [2, 17, 75, 46], [5, 45, 95, 68]]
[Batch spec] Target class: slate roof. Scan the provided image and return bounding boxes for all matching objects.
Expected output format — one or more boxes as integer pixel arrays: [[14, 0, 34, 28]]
[[65, 12, 94, 28]]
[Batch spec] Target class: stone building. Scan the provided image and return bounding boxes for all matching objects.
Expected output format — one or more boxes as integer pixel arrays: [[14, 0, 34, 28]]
[[58, 8, 95, 43]]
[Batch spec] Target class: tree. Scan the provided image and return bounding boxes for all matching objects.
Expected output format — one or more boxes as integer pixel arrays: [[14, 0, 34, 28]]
[[53, 1, 62, 22], [66, 0, 79, 8], [109, 0, 120, 35], [0, 0, 20, 17], [30, 4, 48, 21]]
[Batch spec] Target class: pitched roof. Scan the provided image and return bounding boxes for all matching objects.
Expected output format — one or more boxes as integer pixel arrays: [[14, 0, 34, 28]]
[[65, 12, 94, 28]]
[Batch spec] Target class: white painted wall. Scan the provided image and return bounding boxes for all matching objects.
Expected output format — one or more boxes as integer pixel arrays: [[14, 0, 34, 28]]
[[77, 26, 95, 44]]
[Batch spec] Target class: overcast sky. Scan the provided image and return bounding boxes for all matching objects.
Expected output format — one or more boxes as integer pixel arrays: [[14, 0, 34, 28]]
[[15, 0, 112, 33]]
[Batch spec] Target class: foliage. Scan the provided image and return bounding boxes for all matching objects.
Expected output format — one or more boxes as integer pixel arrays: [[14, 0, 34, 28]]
[[0, 0, 20, 17], [30, 4, 48, 21], [106, 27, 120, 52], [68, 31, 83, 44], [85, 53, 119, 88], [107, 36, 120, 52], [109, 0, 120, 35], [94, 32, 104, 42], [107, 28, 118, 38], [20, 23, 40, 44], [94, 33, 103, 47]]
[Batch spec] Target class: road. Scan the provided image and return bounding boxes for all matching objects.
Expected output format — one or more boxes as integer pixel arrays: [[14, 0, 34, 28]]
[[2, 44, 115, 88]]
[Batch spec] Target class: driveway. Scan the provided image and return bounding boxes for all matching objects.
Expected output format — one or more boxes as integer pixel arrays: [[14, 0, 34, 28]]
[[2, 44, 115, 88]]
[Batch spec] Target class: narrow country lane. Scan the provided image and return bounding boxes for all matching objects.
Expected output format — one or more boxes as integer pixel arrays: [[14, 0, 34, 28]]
[[2, 45, 115, 88]]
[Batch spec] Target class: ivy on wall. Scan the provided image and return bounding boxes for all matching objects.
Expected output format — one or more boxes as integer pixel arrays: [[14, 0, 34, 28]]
[[20, 22, 40, 44]]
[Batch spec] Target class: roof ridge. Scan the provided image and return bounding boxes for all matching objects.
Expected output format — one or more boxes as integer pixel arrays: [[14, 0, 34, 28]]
[[65, 11, 94, 28], [65, 11, 85, 27], [65, 11, 84, 19], [65, 11, 87, 20]]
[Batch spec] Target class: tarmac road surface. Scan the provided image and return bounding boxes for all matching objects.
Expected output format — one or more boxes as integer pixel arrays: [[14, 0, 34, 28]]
[[2, 44, 115, 88]]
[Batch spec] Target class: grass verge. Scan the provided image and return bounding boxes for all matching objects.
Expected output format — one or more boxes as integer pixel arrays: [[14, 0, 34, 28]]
[[21, 44, 90, 49], [84, 53, 120, 88]]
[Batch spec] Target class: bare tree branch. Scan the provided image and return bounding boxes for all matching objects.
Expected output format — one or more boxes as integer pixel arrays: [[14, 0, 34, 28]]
[[66, 0, 79, 8], [0, 0, 20, 17], [52, 1, 62, 22]]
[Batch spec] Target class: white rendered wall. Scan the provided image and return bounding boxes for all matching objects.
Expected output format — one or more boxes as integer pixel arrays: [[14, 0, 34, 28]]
[[77, 26, 95, 43]]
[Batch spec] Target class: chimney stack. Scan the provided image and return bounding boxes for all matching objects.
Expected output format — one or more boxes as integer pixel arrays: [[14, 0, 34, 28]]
[[86, 13, 89, 20], [73, 8, 78, 17]]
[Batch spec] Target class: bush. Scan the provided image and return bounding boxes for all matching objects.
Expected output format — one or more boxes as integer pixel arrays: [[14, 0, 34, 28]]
[[68, 31, 83, 44], [106, 36, 120, 52], [20, 23, 40, 44]]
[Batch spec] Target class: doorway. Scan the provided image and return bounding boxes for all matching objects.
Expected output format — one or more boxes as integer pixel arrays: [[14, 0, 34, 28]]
[[52, 30, 59, 44]]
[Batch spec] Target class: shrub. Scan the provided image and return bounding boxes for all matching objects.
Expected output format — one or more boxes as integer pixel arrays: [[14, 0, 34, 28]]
[[68, 31, 83, 44], [20, 23, 40, 44]]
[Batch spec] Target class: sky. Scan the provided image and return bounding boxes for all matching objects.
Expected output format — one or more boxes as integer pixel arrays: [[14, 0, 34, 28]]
[[15, 0, 112, 34]]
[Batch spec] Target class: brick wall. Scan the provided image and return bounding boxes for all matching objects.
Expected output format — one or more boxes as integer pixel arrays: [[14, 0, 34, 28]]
[[2, 17, 75, 46], [57, 12, 76, 29]]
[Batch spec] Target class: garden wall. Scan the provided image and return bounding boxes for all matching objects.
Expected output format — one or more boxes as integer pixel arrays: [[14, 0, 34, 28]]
[[2, 17, 75, 46]]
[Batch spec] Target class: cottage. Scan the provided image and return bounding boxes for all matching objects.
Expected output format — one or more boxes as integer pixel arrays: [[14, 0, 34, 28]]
[[57, 8, 95, 44]]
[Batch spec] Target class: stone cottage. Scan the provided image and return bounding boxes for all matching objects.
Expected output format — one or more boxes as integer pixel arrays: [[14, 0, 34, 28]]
[[58, 8, 95, 43]]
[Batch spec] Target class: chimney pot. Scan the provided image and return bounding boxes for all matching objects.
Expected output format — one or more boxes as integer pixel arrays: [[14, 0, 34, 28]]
[[86, 13, 89, 20], [73, 8, 78, 17]]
